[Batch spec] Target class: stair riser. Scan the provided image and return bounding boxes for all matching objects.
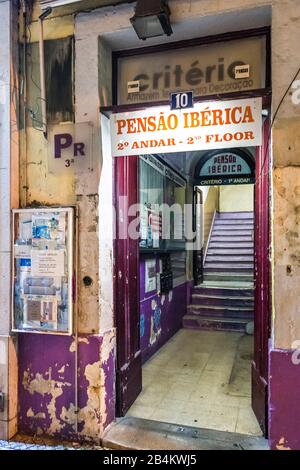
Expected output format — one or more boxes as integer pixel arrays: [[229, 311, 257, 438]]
[[214, 220, 254, 226], [205, 256, 253, 263], [191, 296, 254, 308], [211, 234, 252, 241], [188, 304, 253, 314], [204, 274, 253, 282], [211, 234, 253, 238], [183, 317, 248, 333], [213, 225, 253, 230], [204, 268, 253, 274], [207, 250, 253, 256], [217, 212, 254, 220], [210, 238, 253, 243], [193, 286, 254, 297], [209, 243, 253, 249]]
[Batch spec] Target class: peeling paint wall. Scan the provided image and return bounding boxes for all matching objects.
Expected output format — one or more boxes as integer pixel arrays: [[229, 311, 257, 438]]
[[18, 0, 115, 442], [0, 0, 19, 440], [18, 333, 115, 441]]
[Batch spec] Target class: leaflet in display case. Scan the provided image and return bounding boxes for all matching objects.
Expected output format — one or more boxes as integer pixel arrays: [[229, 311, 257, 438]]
[[12, 207, 76, 335]]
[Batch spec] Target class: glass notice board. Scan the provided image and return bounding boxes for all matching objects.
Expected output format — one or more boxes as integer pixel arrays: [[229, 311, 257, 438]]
[[12, 208, 75, 335]]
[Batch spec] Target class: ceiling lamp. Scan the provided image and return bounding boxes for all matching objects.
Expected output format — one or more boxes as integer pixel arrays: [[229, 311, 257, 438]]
[[130, 0, 173, 41]]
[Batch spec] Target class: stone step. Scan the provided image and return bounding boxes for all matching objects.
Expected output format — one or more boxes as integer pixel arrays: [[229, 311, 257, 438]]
[[183, 314, 251, 332], [205, 255, 254, 263], [214, 220, 254, 226], [211, 230, 253, 237], [214, 220, 254, 230], [209, 242, 254, 248], [212, 228, 253, 234], [199, 280, 254, 287], [193, 284, 254, 297], [102, 416, 269, 451], [217, 212, 254, 220], [188, 303, 253, 317], [203, 272, 254, 282], [191, 294, 254, 307], [210, 236, 253, 243], [204, 265, 253, 273], [207, 249, 254, 256]]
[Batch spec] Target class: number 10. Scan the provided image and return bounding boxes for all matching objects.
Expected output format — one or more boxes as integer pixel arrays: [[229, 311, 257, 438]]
[[175, 93, 189, 109]]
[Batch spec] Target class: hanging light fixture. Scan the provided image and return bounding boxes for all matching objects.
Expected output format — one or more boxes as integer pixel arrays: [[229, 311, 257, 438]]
[[130, 0, 173, 40]]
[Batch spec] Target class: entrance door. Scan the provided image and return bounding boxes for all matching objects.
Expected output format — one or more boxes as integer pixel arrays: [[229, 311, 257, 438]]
[[115, 155, 142, 416], [193, 187, 203, 285], [114, 127, 271, 434], [252, 118, 270, 435]]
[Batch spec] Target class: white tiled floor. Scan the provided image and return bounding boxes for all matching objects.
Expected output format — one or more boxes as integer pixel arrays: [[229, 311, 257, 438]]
[[127, 329, 262, 436]]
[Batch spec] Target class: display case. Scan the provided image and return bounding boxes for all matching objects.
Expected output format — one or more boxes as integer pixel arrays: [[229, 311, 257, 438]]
[[139, 155, 186, 252], [139, 155, 164, 250], [164, 167, 186, 251], [12, 207, 76, 335]]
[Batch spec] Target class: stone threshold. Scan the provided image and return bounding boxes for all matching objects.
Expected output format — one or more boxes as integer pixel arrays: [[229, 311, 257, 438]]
[[102, 417, 269, 451]]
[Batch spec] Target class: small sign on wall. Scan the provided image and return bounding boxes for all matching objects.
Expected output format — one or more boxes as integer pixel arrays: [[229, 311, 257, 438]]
[[127, 80, 140, 94], [194, 148, 255, 186], [145, 259, 157, 293], [235, 64, 250, 79], [48, 122, 94, 175]]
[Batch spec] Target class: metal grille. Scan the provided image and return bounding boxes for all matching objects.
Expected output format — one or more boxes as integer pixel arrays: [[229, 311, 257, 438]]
[[39, 0, 135, 9], [40, 0, 81, 8]]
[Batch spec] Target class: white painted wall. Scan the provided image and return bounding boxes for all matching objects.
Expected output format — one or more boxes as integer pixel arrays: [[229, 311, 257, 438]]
[[219, 184, 254, 212]]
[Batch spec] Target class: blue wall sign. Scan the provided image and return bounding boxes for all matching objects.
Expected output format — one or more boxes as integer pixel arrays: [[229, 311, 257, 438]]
[[170, 91, 193, 110]]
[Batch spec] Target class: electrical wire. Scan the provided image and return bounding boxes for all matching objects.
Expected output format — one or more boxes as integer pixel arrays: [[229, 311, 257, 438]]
[[22, 3, 46, 131], [256, 64, 300, 183]]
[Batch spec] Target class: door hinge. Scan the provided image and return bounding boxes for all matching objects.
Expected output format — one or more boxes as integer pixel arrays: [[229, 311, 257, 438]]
[[0, 392, 5, 412]]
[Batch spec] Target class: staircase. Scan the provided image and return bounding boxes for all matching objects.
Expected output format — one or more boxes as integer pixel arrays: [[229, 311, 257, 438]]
[[183, 211, 254, 332]]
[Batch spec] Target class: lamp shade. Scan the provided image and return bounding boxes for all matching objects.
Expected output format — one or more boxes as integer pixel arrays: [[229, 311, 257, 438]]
[[130, 0, 173, 40]]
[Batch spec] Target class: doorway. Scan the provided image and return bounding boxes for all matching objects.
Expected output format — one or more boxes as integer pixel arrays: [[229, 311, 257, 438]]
[[114, 120, 270, 437]]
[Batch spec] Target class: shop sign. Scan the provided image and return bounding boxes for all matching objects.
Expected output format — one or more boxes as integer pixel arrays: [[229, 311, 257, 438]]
[[195, 149, 255, 186], [117, 36, 266, 105], [110, 98, 262, 157]]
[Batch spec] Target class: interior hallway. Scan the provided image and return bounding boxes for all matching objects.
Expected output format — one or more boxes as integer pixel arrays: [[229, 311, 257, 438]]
[[127, 329, 262, 436]]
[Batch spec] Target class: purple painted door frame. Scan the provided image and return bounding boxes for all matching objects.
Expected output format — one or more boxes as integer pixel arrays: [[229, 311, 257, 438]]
[[114, 155, 142, 416], [252, 118, 271, 436]]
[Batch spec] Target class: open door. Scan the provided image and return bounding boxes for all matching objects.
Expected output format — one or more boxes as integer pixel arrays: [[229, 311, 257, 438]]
[[193, 187, 203, 285], [252, 118, 270, 436], [115, 155, 142, 416]]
